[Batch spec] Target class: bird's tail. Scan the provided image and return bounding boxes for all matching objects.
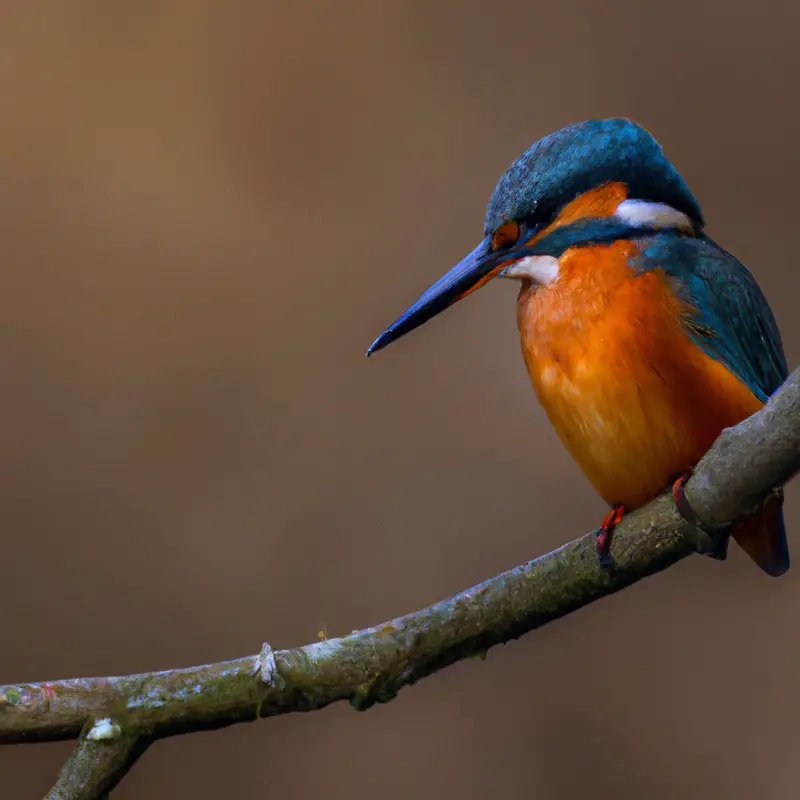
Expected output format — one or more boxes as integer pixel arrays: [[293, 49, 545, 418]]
[[732, 492, 790, 577]]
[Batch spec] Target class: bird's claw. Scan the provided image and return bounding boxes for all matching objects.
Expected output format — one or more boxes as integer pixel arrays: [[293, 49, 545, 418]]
[[672, 472, 730, 560], [596, 504, 625, 571]]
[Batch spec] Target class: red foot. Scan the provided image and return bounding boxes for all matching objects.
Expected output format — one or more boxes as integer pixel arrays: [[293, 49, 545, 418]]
[[672, 470, 730, 560], [596, 504, 626, 569], [672, 470, 725, 535], [671, 471, 693, 518]]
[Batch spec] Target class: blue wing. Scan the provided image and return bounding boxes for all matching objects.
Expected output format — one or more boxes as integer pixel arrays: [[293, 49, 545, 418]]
[[631, 234, 788, 402]]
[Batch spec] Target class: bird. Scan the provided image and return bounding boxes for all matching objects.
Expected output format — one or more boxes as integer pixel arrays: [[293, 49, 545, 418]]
[[366, 118, 790, 576]]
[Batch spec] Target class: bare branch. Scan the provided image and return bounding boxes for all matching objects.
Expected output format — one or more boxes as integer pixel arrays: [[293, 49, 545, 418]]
[[43, 726, 147, 800], [2, 368, 799, 796]]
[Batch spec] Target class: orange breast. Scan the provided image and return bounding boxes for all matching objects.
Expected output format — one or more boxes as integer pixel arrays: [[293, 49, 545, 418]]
[[517, 240, 763, 508]]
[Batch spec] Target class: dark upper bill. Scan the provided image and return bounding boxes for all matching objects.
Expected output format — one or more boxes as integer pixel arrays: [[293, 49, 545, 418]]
[[366, 238, 508, 356]]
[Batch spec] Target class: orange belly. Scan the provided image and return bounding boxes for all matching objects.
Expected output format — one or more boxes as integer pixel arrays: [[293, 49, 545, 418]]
[[517, 240, 763, 508]]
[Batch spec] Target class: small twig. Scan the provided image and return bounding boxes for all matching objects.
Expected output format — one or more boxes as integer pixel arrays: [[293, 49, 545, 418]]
[[44, 725, 147, 800], [1, 368, 798, 797]]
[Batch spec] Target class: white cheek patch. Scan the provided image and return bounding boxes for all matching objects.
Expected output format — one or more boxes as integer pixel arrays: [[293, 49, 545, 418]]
[[500, 255, 560, 285], [613, 199, 694, 233]]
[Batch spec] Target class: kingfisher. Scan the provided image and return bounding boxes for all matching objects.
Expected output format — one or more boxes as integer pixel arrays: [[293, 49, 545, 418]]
[[367, 118, 790, 576]]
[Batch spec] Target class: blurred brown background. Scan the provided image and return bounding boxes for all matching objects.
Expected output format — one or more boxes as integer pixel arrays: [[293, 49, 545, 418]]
[[1, 1, 798, 797]]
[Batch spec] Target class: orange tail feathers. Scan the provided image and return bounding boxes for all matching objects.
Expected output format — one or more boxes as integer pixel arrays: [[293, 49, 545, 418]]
[[732, 493, 790, 577]]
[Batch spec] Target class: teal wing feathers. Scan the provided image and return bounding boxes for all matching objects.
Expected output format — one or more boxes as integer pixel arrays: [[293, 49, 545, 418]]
[[634, 233, 790, 578], [632, 234, 788, 402]]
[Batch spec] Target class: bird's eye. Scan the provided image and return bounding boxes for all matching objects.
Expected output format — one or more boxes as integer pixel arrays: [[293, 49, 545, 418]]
[[491, 221, 520, 251]]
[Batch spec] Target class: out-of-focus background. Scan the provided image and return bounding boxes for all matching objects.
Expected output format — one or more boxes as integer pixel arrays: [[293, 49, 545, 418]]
[[1, 2, 799, 797]]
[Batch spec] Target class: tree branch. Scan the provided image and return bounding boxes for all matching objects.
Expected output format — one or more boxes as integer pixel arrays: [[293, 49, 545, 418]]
[[3, 368, 799, 798], [44, 727, 147, 800]]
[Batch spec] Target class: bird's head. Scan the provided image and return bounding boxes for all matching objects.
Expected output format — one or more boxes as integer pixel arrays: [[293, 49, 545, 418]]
[[367, 118, 704, 356]]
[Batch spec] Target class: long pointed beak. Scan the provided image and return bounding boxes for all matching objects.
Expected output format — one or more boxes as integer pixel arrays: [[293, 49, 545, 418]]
[[366, 238, 506, 356]]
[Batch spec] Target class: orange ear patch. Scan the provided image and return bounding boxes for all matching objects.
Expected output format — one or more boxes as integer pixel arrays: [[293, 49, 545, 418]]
[[528, 181, 628, 247]]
